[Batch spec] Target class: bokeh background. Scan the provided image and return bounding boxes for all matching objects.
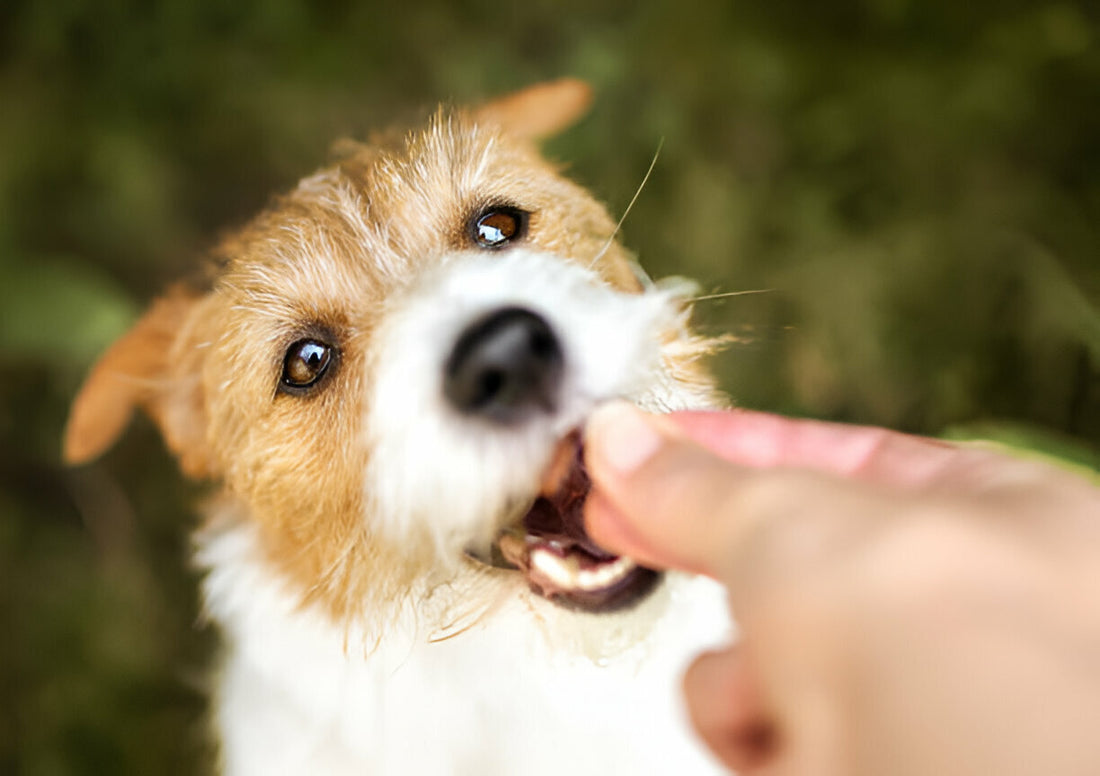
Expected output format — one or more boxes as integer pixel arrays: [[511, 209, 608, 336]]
[[3, 0, 1098, 772]]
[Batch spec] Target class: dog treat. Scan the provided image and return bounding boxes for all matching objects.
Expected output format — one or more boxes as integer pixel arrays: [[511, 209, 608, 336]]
[[539, 431, 581, 498]]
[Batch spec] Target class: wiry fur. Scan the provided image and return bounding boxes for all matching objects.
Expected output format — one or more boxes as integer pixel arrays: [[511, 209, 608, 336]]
[[65, 81, 732, 774]]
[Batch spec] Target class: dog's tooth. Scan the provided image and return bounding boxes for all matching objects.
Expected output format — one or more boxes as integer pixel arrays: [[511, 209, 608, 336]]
[[576, 556, 636, 591], [529, 548, 637, 593], [530, 548, 582, 589]]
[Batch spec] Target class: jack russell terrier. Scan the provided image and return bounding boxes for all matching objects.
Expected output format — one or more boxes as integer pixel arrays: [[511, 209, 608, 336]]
[[65, 79, 733, 775]]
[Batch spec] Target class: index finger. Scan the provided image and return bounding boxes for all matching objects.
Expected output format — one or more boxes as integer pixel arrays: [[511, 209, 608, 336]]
[[668, 410, 963, 488], [581, 404, 913, 577]]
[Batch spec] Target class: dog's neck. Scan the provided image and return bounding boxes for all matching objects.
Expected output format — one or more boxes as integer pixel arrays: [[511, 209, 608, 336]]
[[195, 493, 680, 661]]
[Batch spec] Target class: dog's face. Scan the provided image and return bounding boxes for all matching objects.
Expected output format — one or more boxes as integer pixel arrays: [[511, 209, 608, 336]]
[[65, 81, 720, 624]]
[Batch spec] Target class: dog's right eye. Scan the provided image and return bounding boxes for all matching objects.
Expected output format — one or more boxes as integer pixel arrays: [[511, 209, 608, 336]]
[[280, 339, 334, 393]]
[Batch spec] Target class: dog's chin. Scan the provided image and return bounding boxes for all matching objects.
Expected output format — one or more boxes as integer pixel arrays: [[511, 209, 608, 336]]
[[469, 431, 661, 613]]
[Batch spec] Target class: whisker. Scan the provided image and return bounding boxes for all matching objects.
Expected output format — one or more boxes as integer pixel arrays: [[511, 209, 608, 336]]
[[588, 138, 664, 270], [689, 288, 775, 303]]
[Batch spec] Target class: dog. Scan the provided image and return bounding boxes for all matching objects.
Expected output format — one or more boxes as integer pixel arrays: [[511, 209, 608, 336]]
[[64, 79, 733, 775]]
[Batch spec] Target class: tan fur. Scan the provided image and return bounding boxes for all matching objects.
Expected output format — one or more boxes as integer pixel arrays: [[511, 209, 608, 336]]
[[64, 290, 212, 477], [65, 81, 718, 625], [473, 77, 593, 141]]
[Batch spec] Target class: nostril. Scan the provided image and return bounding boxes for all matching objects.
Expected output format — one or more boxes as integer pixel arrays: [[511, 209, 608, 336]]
[[530, 328, 557, 359], [444, 307, 564, 424], [478, 370, 505, 402]]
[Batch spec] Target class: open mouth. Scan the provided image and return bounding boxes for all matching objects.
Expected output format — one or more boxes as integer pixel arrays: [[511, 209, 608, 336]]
[[494, 431, 660, 612]]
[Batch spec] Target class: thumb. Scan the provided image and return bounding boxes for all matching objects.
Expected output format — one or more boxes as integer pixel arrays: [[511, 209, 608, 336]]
[[583, 401, 767, 577]]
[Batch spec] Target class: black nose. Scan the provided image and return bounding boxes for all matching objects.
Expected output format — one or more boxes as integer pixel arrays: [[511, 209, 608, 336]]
[[443, 307, 564, 424]]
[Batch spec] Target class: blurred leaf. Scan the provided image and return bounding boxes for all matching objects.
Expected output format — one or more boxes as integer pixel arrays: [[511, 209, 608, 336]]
[[943, 420, 1100, 476], [0, 255, 138, 371]]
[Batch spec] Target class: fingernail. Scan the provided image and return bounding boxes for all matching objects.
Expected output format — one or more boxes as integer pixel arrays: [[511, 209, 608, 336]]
[[586, 401, 665, 475]]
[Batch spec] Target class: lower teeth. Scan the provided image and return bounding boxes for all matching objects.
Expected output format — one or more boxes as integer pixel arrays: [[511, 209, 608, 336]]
[[530, 548, 637, 592]]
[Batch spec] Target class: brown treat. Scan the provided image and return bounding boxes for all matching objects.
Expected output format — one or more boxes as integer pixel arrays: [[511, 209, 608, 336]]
[[539, 430, 581, 498]]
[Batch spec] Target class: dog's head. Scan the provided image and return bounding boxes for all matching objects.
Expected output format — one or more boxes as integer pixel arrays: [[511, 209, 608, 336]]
[[64, 81, 722, 624]]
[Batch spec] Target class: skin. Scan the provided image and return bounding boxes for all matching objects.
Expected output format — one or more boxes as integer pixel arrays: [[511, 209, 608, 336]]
[[583, 401, 1100, 776]]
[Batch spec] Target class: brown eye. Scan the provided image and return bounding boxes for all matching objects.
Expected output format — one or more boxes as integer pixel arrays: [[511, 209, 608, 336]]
[[280, 339, 333, 393], [472, 207, 528, 249]]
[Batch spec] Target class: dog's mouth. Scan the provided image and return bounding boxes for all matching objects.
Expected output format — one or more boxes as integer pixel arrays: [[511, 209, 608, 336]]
[[491, 431, 660, 612]]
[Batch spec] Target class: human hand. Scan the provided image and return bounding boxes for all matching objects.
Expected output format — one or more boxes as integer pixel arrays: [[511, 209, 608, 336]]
[[583, 402, 1100, 775]]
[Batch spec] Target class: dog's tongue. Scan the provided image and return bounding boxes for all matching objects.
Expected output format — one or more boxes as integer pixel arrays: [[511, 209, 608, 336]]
[[522, 449, 615, 562]]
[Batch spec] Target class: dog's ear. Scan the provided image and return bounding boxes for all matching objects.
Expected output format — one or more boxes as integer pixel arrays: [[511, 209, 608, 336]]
[[64, 289, 212, 477], [475, 78, 593, 141]]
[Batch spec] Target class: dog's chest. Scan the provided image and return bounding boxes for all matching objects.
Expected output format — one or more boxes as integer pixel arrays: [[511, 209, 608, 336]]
[[200, 523, 731, 775]]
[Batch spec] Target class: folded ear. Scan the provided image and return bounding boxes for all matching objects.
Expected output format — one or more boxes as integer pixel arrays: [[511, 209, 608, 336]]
[[64, 290, 212, 477], [474, 78, 594, 141]]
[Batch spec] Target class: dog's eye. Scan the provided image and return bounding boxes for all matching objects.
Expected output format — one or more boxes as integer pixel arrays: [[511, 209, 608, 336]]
[[280, 339, 333, 392], [471, 207, 527, 249]]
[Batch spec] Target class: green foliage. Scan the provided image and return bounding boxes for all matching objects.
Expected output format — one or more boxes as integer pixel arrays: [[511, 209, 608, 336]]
[[2, 0, 1097, 772]]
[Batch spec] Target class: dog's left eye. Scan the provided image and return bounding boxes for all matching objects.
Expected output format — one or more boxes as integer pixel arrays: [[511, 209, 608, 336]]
[[471, 207, 527, 249], [280, 339, 334, 393]]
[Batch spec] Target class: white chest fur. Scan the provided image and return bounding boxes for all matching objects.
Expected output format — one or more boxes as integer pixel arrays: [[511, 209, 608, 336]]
[[199, 521, 733, 775]]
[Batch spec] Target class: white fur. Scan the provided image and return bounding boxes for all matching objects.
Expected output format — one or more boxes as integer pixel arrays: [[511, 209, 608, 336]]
[[200, 516, 731, 775], [197, 247, 734, 774]]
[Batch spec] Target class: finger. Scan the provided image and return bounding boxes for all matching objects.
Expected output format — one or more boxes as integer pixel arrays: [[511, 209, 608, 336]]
[[584, 489, 705, 573], [683, 646, 776, 773], [666, 409, 964, 488], [583, 402, 762, 575], [583, 402, 887, 577]]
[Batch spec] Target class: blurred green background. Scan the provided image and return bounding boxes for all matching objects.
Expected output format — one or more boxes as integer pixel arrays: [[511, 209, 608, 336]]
[[2, 0, 1098, 772]]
